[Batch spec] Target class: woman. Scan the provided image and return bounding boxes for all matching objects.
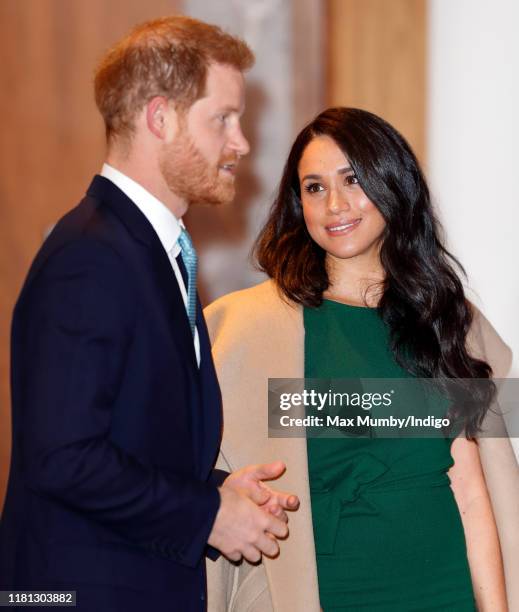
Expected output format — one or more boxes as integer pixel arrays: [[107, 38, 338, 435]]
[[205, 108, 518, 611]]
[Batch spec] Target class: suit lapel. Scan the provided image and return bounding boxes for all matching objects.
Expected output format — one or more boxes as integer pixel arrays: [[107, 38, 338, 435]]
[[147, 234, 198, 370], [87, 176, 222, 479], [87, 176, 198, 370]]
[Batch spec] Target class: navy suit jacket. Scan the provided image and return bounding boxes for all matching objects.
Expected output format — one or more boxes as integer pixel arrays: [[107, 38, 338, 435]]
[[0, 176, 226, 611]]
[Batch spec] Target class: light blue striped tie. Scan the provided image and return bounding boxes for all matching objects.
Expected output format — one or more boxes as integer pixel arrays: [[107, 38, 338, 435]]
[[178, 228, 197, 335]]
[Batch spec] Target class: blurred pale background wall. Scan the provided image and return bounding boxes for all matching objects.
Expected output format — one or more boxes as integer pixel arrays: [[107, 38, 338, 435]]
[[427, 0, 519, 369], [1, 0, 516, 508], [427, 0, 519, 455]]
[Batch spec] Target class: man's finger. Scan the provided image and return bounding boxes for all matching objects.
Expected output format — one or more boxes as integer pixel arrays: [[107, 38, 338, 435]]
[[279, 493, 300, 510], [256, 533, 280, 558], [224, 550, 242, 563], [259, 482, 300, 510], [242, 544, 262, 564], [248, 460, 286, 481], [265, 504, 289, 522], [243, 484, 270, 506], [264, 514, 289, 539]]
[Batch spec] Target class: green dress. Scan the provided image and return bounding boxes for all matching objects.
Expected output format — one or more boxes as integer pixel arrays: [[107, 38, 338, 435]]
[[304, 300, 476, 611]]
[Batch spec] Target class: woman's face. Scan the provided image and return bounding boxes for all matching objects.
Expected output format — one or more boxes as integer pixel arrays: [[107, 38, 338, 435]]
[[298, 135, 386, 265]]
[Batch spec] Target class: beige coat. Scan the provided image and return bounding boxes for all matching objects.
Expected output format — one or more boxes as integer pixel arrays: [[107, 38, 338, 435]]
[[204, 280, 519, 611]]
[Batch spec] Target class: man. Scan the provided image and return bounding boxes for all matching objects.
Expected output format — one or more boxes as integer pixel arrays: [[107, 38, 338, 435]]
[[0, 16, 298, 611]]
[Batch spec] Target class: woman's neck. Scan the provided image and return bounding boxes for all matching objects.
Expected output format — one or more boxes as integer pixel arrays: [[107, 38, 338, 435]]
[[324, 253, 385, 307]]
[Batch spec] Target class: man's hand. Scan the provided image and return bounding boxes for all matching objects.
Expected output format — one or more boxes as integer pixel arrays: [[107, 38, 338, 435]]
[[223, 461, 300, 522], [207, 485, 289, 563]]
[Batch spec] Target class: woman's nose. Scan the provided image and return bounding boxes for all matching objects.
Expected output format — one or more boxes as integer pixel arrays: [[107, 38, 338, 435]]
[[327, 190, 350, 214]]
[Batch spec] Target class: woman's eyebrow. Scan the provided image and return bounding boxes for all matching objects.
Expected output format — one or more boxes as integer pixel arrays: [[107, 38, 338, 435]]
[[337, 166, 354, 174], [301, 173, 322, 181], [301, 166, 353, 182]]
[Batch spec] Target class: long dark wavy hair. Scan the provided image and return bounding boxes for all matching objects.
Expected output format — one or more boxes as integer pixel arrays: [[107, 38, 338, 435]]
[[254, 107, 494, 438]]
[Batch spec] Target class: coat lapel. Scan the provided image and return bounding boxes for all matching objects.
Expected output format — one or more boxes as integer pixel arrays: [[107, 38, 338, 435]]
[[205, 280, 321, 612]]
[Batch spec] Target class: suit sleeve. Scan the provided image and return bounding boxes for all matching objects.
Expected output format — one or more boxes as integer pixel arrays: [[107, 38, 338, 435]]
[[17, 239, 220, 568]]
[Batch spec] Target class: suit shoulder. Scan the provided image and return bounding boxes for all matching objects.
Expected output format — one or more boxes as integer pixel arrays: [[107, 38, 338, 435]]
[[26, 193, 132, 283], [43, 235, 129, 276], [20, 226, 134, 314], [47, 194, 124, 250]]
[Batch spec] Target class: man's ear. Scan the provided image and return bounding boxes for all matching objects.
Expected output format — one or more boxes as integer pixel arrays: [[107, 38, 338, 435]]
[[145, 96, 178, 141]]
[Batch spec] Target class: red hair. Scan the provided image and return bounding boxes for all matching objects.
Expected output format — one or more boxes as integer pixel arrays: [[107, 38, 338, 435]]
[[94, 16, 254, 142]]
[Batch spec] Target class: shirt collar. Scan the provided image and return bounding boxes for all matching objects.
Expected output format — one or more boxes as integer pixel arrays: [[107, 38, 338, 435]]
[[101, 163, 183, 255]]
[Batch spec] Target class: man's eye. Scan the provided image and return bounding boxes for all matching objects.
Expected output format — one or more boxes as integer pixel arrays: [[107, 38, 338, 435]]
[[304, 183, 323, 194], [345, 174, 359, 186], [218, 114, 228, 123]]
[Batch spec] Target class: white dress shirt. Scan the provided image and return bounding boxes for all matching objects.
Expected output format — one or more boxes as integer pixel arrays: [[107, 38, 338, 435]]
[[101, 163, 201, 366]]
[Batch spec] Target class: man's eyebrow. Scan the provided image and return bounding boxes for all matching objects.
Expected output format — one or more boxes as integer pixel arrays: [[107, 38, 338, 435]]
[[215, 105, 242, 114], [301, 166, 353, 182]]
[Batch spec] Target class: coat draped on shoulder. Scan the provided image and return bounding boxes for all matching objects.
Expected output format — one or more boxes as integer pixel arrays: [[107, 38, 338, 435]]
[[204, 279, 519, 612]]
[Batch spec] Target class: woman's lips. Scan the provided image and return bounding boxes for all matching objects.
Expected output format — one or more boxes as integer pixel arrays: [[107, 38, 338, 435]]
[[325, 218, 361, 236]]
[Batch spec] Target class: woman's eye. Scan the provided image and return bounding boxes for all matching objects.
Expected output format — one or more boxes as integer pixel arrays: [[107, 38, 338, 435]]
[[218, 114, 228, 124], [304, 182, 324, 194], [345, 174, 359, 186]]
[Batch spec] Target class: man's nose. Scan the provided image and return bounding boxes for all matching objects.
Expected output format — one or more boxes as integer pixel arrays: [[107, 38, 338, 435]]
[[230, 124, 250, 157]]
